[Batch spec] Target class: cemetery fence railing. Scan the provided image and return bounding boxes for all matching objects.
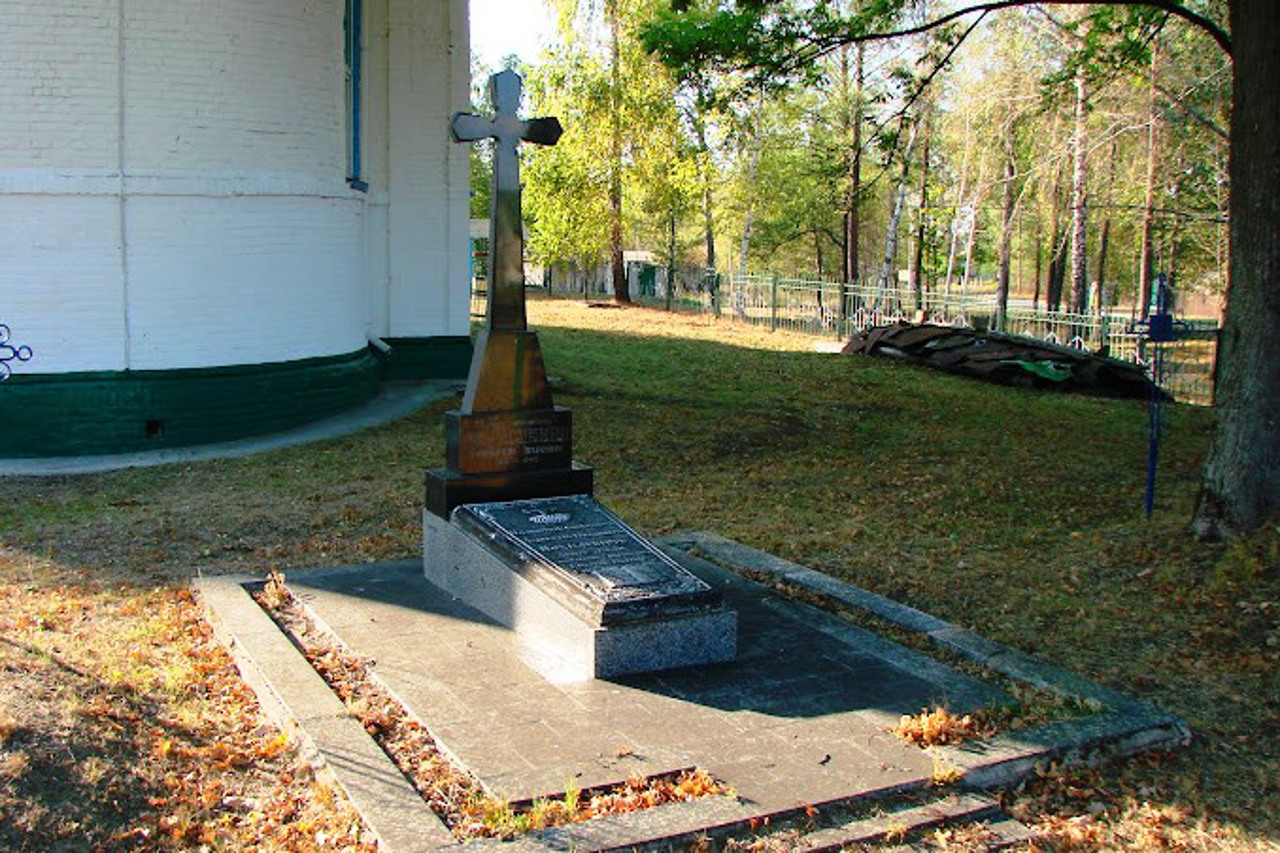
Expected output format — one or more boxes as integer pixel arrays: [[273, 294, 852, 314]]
[[469, 272, 1218, 406]]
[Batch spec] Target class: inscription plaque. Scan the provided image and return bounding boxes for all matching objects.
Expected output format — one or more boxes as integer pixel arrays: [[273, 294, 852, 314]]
[[453, 495, 720, 626], [445, 408, 573, 474]]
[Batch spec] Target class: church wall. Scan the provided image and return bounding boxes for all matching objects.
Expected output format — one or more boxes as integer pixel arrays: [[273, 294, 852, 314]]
[[123, 1, 346, 179], [2, 0, 372, 375], [386, 0, 471, 341], [0, 0, 472, 457], [120, 0, 367, 371], [0, 195, 126, 372], [0, 1, 126, 372], [125, 196, 365, 370], [361, 0, 393, 339], [0, 1, 121, 173]]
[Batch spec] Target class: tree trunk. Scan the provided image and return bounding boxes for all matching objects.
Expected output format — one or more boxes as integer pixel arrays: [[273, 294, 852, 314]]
[[880, 120, 919, 302], [1095, 138, 1117, 314], [960, 164, 985, 296], [690, 96, 716, 275], [702, 177, 715, 273], [961, 215, 978, 294], [841, 43, 865, 322], [1033, 229, 1042, 310], [666, 209, 676, 311], [844, 45, 865, 285], [997, 130, 1017, 330], [1047, 166, 1067, 312], [1192, 0, 1280, 537], [911, 121, 931, 311], [1068, 72, 1089, 314], [607, 0, 628, 302], [1049, 236, 1068, 312], [840, 45, 852, 285], [1138, 39, 1160, 318], [739, 91, 765, 277], [943, 112, 972, 296]]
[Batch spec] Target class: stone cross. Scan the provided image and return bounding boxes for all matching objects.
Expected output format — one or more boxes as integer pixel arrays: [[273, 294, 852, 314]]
[[452, 70, 562, 332]]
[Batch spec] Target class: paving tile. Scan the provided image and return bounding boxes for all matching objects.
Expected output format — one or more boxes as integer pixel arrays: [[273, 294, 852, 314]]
[[300, 715, 454, 849], [275, 553, 1016, 812], [371, 668, 473, 728]]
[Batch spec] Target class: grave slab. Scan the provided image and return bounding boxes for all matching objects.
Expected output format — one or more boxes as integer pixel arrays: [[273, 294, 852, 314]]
[[423, 495, 736, 680], [294, 550, 998, 807]]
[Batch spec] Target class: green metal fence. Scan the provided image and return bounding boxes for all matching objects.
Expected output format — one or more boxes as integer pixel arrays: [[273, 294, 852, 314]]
[[470, 273, 1218, 405]]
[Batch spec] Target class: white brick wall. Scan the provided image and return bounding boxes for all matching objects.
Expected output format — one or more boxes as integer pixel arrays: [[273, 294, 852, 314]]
[[0, 195, 126, 371], [386, 0, 470, 340], [126, 196, 364, 370], [0, 1, 120, 172], [123, 0, 344, 179], [0, 0, 468, 375]]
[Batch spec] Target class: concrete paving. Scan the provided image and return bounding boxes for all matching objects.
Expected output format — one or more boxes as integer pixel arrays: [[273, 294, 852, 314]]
[[196, 536, 1188, 851], [0, 379, 458, 477]]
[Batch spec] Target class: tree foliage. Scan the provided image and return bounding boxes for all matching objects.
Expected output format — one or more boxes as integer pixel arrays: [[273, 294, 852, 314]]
[[636, 0, 1267, 538], [523, 0, 699, 280]]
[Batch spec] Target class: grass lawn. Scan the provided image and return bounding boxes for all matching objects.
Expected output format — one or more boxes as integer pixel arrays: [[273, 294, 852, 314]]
[[0, 295, 1275, 849]]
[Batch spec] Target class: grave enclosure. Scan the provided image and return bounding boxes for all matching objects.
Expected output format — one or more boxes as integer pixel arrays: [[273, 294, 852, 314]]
[[422, 70, 737, 681]]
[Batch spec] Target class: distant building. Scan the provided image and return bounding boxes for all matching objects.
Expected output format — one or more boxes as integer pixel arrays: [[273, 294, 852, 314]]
[[1, 0, 472, 457]]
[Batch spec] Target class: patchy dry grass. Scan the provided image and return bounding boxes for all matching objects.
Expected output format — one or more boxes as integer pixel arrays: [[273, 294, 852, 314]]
[[0, 548, 372, 849], [0, 295, 1276, 849]]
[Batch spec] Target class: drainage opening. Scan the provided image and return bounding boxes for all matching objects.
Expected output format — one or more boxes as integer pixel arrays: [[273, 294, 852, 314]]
[[144, 419, 165, 438]]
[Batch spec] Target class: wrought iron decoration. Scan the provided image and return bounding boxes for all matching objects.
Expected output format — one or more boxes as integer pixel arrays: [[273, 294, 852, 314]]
[[0, 324, 33, 381]]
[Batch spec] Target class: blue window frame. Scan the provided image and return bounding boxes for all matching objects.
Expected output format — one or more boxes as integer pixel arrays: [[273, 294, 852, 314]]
[[344, 0, 368, 191]]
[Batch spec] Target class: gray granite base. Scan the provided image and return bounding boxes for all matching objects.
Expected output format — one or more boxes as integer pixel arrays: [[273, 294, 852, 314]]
[[422, 510, 736, 681]]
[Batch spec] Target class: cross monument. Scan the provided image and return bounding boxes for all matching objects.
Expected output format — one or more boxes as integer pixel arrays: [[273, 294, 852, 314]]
[[422, 72, 736, 678], [425, 70, 592, 517], [451, 70, 561, 335]]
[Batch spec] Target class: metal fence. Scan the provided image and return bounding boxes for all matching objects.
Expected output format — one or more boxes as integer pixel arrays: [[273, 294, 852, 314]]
[[472, 272, 1218, 405]]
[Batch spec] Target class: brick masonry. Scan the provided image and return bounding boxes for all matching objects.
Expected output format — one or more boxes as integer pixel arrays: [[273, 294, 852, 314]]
[[0, 0, 471, 455]]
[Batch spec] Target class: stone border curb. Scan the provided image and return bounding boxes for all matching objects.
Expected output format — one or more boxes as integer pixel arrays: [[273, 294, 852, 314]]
[[664, 532, 1192, 791], [193, 574, 455, 852]]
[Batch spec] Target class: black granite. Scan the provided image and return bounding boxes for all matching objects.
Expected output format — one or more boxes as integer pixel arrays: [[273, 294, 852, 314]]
[[424, 463, 594, 519], [451, 495, 722, 627], [445, 407, 574, 474]]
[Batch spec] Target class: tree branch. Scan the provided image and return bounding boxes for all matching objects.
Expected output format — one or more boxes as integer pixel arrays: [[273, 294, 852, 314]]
[[810, 10, 987, 200], [801, 0, 1231, 57], [1154, 82, 1230, 141]]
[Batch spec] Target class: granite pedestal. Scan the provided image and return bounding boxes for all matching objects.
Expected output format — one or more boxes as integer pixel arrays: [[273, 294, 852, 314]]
[[423, 495, 736, 681]]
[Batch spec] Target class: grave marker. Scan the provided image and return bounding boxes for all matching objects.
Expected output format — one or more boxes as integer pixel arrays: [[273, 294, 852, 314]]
[[425, 69, 591, 517], [423, 71, 735, 679]]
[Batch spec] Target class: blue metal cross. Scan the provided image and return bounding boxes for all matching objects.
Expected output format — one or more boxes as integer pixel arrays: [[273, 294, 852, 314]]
[[0, 324, 32, 381], [1127, 275, 1191, 516]]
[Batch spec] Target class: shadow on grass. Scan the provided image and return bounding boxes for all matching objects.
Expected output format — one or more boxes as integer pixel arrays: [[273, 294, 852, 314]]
[[0, 634, 202, 848]]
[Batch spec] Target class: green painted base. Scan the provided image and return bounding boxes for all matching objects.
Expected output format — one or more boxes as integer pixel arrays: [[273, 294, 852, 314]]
[[376, 336, 473, 381], [0, 337, 471, 459]]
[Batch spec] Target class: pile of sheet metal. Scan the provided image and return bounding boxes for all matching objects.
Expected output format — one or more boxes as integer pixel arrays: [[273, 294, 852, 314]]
[[842, 322, 1164, 400]]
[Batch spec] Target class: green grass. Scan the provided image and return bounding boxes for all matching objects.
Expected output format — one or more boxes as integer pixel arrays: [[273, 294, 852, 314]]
[[0, 298, 1275, 849]]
